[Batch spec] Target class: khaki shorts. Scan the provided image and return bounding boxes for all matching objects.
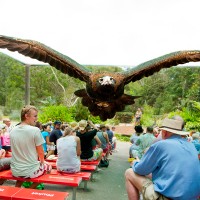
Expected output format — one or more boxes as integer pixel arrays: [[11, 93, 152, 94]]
[[142, 179, 169, 200]]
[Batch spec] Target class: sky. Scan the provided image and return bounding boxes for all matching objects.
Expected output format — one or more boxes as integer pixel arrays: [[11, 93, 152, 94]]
[[1, 0, 200, 67]]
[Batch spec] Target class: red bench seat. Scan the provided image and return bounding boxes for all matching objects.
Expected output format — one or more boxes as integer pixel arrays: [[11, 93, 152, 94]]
[[0, 185, 20, 200], [0, 185, 69, 200], [0, 170, 81, 200], [50, 169, 91, 181], [50, 169, 91, 190], [81, 160, 100, 165], [49, 162, 97, 172], [46, 157, 100, 166]]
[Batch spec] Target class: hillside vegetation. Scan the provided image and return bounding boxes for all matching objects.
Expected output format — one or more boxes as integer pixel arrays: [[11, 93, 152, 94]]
[[0, 53, 200, 130]]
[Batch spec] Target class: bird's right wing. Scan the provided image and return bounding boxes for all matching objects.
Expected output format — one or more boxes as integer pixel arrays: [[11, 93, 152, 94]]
[[0, 35, 91, 82]]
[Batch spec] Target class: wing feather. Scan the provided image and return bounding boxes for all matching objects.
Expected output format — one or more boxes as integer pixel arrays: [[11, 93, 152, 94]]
[[122, 51, 200, 84], [0, 35, 91, 82]]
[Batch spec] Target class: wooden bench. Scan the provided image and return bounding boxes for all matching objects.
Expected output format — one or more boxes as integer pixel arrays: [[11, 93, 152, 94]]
[[0, 170, 81, 200], [0, 185, 69, 200]]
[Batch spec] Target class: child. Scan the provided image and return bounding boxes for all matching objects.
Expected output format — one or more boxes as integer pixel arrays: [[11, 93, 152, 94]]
[[0, 124, 11, 156]]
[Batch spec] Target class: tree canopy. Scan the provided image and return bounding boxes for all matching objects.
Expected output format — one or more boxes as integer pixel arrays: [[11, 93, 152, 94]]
[[1, 52, 200, 130]]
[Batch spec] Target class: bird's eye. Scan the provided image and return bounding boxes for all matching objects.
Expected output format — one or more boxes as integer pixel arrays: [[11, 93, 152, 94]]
[[99, 78, 103, 82], [110, 77, 113, 80]]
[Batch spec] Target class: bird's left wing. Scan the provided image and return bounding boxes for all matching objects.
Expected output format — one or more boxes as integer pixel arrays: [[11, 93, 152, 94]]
[[122, 50, 200, 85], [0, 35, 91, 82]]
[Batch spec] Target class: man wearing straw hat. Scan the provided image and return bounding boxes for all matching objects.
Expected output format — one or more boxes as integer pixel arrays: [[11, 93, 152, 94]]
[[125, 118, 200, 200]]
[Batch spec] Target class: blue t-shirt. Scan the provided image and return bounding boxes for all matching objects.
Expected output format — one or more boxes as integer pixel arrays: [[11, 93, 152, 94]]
[[106, 130, 113, 143], [133, 135, 200, 199], [41, 131, 49, 152]]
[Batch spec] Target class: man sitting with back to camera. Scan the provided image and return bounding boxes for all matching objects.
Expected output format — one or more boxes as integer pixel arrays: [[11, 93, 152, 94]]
[[125, 118, 200, 200]]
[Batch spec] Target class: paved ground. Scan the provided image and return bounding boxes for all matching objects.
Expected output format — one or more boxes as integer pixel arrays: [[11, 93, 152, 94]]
[[4, 141, 131, 200]]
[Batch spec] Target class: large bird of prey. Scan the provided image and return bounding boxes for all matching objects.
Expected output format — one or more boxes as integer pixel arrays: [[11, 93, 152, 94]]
[[0, 35, 200, 120]]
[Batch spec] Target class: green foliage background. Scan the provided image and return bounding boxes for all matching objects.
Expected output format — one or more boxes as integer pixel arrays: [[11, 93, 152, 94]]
[[1, 52, 200, 130]]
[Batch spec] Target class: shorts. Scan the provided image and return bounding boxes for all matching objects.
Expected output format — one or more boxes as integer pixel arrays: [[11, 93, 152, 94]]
[[82, 148, 102, 161], [18, 163, 52, 179], [47, 144, 55, 151], [142, 179, 169, 200], [2, 146, 11, 151], [135, 117, 141, 122], [103, 144, 110, 153], [57, 166, 80, 174]]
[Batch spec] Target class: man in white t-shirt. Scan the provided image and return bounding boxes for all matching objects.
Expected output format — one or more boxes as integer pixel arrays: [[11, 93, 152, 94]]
[[10, 105, 51, 188]]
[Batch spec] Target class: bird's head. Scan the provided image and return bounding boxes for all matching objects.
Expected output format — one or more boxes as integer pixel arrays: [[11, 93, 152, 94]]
[[98, 76, 115, 86], [87, 72, 125, 101]]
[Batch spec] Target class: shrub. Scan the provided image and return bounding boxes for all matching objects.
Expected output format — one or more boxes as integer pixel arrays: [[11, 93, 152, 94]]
[[38, 105, 73, 123]]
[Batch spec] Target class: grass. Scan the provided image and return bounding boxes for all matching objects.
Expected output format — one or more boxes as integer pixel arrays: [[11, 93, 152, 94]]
[[115, 133, 130, 142]]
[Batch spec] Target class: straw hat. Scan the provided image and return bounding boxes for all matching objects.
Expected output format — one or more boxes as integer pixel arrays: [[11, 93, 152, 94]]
[[78, 120, 88, 131], [160, 118, 189, 136]]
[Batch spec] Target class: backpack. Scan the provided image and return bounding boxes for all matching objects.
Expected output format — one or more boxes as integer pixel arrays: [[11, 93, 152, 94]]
[[99, 158, 109, 167]]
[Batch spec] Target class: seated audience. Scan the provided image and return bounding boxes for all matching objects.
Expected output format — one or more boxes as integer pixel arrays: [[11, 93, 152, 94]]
[[57, 127, 81, 173], [125, 118, 200, 199], [129, 125, 143, 158], [106, 125, 114, 144], [3, 118, 14, 133], [111, 126, 117, 151], [0, 126, 11, 174], [41, 124, 55, 158], [10, 105, 51, 188], [136, 126, 155, 158], [0, 124, 11, 156], [76, 120, 103, 161], [191, 133, 200, 154], [97, 125, 110, 158], [91, 135, 102, 150], [49, 120, 62, 155]]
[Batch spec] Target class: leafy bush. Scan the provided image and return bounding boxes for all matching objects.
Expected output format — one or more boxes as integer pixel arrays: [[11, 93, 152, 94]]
[[140, 104, 156, 127], [168, 100, 200, 131], [38, 105, 74, 123], [116, 112, 133, 123]]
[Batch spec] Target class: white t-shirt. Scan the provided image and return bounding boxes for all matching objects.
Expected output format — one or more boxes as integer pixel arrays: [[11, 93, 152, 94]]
[[10, 125, 45, 177], [56, 136, 80, 173]]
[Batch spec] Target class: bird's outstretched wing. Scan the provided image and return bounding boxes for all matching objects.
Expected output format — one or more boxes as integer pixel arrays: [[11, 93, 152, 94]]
[[122, 51, 200, 85], [0, 35, 91, 82]]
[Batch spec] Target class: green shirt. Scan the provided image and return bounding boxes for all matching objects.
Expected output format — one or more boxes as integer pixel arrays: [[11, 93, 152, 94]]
[[136, 133, 155, 158], [10, 125, 45, 177]]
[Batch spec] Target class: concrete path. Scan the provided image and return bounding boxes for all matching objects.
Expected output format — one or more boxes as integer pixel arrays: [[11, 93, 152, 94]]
[[45, 141, 131, 200]]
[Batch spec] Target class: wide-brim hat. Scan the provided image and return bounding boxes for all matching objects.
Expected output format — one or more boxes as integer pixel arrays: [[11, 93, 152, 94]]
[[160, 118, 189, 136], [78, 120, 87, 131]]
